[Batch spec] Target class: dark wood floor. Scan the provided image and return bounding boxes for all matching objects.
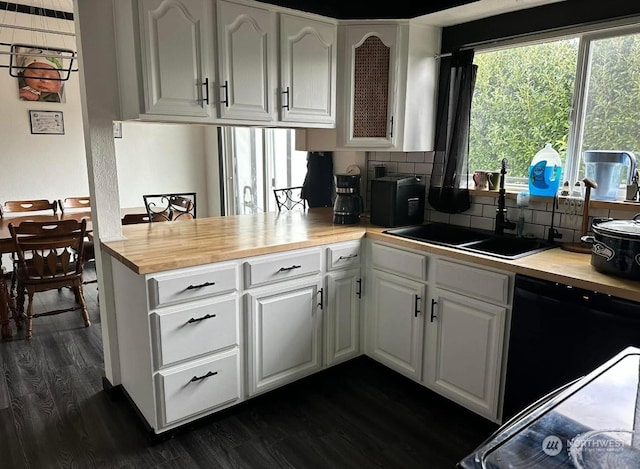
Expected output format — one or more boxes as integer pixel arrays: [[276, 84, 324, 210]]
[[0, 265, 498, 468]]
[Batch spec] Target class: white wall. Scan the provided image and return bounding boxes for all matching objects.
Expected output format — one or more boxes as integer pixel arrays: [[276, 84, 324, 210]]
[[0, 13, 88, 203], [114, 121, 218, 216]]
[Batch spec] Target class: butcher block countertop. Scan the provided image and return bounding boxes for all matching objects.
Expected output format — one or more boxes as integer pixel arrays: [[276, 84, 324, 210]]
[[101, 208, 640, 302]]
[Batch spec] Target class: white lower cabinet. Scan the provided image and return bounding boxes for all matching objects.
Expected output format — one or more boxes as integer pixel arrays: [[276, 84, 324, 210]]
[[324, 268, 361, 366], [246, 276, 323, 396], [367, 268, 425, 380], [424, 258, 512, 421], [425, 288, 506, 419]]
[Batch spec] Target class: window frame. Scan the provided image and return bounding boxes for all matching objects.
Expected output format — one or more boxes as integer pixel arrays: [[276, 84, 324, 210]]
[[470, 18, 640, 192]]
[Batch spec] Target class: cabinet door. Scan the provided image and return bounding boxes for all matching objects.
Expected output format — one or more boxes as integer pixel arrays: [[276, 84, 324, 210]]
[[425, 289, 506, 419], [367, 269, 424, 380], [139, 0, 214, 118], [342, 24, 398, 148], [246, 277, 322, 396], [217, 0, 275, 121], [325, 268, 361, 366], [280, 14, 336, 124]]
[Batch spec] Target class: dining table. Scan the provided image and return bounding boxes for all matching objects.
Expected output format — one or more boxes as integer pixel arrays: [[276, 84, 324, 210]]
[[0, 210, 92, 339]]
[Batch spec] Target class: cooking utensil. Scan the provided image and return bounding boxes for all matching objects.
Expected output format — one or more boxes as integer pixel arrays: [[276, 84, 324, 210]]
[[581, 213, 640, 279], [561, 178, 597, 254]]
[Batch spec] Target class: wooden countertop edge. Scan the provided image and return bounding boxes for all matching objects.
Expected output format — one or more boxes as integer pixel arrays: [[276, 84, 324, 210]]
[[102, 230, 367, 275]]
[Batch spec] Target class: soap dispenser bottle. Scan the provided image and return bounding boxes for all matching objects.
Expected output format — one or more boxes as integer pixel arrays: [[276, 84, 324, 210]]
[[528, 143, 562, 197]]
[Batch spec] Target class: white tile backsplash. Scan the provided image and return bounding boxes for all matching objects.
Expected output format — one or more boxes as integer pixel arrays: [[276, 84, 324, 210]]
[[367, 151, 639, 241]]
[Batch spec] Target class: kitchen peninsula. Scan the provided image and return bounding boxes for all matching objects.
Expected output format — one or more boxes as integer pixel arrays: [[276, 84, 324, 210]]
[[101, 209, 640, 434]]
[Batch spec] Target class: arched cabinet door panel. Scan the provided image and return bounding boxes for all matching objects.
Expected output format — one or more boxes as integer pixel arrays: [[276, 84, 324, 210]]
[[140, 0, 215, 118], [280, 14, 336, 125], [217, 0, 276, 121]]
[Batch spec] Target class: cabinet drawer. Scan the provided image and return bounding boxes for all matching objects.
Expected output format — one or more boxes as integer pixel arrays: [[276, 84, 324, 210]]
[[151, 295, 240, 368], [327, 242, 361, 271], [149, 262, 239, 309], [435, 259, 510, 305], [244, 248, 321, 288], [157, 350, 241, 426], [370, 243, 427, 281]]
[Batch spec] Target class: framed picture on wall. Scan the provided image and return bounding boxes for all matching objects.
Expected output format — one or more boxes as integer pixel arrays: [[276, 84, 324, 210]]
[[29, 110, 65, 135]]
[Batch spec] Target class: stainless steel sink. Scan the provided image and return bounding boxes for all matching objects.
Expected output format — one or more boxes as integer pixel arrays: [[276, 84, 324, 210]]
[[384, 223, 557, 259]]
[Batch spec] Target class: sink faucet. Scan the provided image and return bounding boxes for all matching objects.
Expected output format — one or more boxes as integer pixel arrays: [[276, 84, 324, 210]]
[[495, 158, 517, 236]]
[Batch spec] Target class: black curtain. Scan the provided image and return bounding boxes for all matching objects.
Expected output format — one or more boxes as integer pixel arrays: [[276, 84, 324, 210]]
[[428, 50, 477, 214], [301, 151, 333, 208]]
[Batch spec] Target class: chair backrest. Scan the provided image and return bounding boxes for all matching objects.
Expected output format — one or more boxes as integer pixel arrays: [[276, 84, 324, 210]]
[[1, 199, 57, 218], [121, 213, 169, 225], [9, 219, 87, 281], [273, 187, 306, 212], [143, 193, 196, 221], [59, 196, 91, 213]]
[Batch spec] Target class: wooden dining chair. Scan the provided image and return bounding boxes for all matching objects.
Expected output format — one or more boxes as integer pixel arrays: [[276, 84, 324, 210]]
[[122, 213, 169, 225], [143, 193, 196, 221], [0, 199, 57, 218], [273, 187, 306, 211], [58, 196, 91, 213], [58, 196, 95, 284], [9, 219, 90, 339]]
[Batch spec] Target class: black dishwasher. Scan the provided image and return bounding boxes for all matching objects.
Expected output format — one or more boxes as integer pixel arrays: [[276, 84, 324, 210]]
[[502, 274, 640, 420]]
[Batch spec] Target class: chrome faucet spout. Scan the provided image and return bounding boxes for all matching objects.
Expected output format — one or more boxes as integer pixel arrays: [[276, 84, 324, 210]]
[[495, 158, 516, 235]]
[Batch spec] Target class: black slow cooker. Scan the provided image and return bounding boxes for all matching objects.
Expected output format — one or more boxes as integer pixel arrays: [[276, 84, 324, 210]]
[[584, 214, 640, 279]]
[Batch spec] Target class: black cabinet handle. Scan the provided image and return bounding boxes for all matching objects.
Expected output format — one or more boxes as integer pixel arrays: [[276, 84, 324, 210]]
[[317, 288, 324, 310], [189, 371, 217, 383], [277, 265, 301, 273], [186, 281, 215, 290], [221, 80, 229, 107], [201, 77, 209, 105], [338, 254, 358, 261], [282, 86, 290, 110], [187, 313, 216, 324], [414, 294, 421, 317], [430, 299, 437, 322], [356, 278, 362, 299], [390, 115, 394, 138]]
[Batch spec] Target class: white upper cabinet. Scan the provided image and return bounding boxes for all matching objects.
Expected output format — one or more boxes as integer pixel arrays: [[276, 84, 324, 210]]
[[279, 14, 336, 125], [216, 0, 276, 121], [341, 24, 398, 148], [139, 0, 215, 118], [340, 21, 440, 151], [297, 20, 440, 152]]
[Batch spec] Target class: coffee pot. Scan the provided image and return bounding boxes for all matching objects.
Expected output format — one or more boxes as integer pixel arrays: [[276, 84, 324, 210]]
[[333, 174, 363, 224]]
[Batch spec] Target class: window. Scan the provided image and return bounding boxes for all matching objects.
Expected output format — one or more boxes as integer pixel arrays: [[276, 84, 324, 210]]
[[469, 25, 640, 191], [221, 127, 307, 215]]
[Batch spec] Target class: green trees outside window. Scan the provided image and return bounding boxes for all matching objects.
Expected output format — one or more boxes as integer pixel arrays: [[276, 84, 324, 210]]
[[469, 28, 640, 187]]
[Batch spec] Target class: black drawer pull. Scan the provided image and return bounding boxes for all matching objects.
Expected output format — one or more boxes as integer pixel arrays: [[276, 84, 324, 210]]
[[190, 371, 217, 383], [338, 254, 358, 261], [277, 265, 301, 273], [415, 295, 421, 317], [187, 313, 216, 324], [356, 278, 362, 299], [282, 86, 290, 110], [430, 299, 437, 322], [186, 281, 216, 290]]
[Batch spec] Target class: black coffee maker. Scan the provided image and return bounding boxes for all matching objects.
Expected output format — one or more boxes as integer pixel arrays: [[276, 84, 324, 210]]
[[333, 174, 363, 224]]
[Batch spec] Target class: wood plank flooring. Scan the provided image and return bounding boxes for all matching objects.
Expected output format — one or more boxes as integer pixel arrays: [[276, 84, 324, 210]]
[[0, 265, 498, 468]]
